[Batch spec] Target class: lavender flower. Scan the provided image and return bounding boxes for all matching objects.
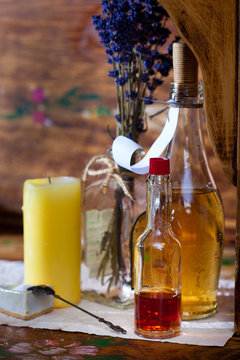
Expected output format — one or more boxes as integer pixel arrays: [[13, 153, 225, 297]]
[[93, 0, 175, 142]]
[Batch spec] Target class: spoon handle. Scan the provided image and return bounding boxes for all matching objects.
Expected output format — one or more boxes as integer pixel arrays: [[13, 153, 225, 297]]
[[54, 294, 127, 334], [98, 318, 127, 334]]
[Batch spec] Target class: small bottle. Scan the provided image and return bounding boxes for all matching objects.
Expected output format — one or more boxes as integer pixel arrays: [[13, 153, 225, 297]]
[[81, 155, 134, 308], [134, 158, 181, 339]]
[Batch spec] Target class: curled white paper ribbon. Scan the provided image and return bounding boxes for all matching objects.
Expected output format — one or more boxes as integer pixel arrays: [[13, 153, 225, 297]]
[[112, 107, 179, 174]]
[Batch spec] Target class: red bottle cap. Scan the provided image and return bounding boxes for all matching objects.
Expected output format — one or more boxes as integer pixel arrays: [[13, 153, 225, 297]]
[[149, 158, 170, 175]]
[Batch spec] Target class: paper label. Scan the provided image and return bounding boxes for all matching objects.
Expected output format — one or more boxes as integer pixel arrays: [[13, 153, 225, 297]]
[[85, 209, 114, 278], [112, 106, 179, 174]]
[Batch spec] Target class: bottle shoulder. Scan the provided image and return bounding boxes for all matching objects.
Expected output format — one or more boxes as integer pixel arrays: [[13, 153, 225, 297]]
[[136, 227, 181, 250]]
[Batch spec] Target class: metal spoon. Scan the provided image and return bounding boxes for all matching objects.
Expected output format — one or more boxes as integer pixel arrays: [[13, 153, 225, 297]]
[[27, 285, 127, 335]]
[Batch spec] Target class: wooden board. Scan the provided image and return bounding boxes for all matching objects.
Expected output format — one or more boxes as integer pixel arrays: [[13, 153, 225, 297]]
[[160, 0, 237, 184]]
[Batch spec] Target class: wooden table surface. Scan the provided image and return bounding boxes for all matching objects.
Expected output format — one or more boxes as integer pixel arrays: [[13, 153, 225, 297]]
[[0, 324, 240, 360], [0, 240, 239, 359]]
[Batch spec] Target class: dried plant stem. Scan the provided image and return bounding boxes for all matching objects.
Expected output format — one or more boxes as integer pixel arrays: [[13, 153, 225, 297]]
[[97, 176, 134, 292]]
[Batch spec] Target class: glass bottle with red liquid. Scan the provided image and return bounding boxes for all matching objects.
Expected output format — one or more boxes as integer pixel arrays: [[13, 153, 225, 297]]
[[134, 158, 181, 339]]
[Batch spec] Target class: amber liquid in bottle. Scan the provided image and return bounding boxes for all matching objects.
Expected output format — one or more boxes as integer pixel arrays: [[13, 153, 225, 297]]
[[167, 42, 224, 320], [135, 290, 181, 333], [171, 188, 224, 319]]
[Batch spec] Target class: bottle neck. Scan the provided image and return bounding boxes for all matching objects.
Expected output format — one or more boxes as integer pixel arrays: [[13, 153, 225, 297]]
[[170, 81, 203, 108], [167, 81, 216, 191], [146, 174, 172, 230]]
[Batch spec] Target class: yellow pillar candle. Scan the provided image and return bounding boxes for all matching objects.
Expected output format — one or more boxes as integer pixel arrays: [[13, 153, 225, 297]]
[[23, 176, 81, 308]]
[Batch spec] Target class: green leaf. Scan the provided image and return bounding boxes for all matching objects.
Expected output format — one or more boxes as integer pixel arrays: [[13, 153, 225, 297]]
[[97, 106, 112, 116], [87, 337, 128, 347], [0, 348, 12, 358], [3, 107, 25, 120], [64, 87, 81, 97], [87, 337, 115, 347], [78, 94, 100, 100], [57, 97, 73, 107]]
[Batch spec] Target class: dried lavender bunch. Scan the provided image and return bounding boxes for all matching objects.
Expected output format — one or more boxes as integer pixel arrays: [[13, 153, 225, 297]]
[[93, 0, 175, 143]]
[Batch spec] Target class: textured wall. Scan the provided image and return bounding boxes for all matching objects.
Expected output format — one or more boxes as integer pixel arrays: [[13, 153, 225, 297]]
[[0, 1, 236, 243]]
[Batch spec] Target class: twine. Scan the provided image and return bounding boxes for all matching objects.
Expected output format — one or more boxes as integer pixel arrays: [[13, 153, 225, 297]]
[[82, 154, 134, 201]]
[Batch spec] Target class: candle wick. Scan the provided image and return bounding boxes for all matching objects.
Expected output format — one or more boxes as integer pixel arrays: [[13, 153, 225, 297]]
[[48, 177, 52, 184]]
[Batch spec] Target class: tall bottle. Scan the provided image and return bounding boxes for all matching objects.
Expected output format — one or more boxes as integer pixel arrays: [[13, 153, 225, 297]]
[[167, 42, 224, 320], [134, 158, 181, 339]]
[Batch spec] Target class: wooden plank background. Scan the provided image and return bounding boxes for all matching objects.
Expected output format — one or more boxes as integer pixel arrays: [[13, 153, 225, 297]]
[[0, 0, 236, 244]]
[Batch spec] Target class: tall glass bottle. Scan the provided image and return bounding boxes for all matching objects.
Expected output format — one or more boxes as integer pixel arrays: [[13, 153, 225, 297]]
[[167, 42, 224, 320], [134, 158, 181, 339]]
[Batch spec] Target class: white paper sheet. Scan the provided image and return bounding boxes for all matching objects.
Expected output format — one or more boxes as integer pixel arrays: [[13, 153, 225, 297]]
[[0, 260, 234, 347], [112, 107, 179, 174]]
